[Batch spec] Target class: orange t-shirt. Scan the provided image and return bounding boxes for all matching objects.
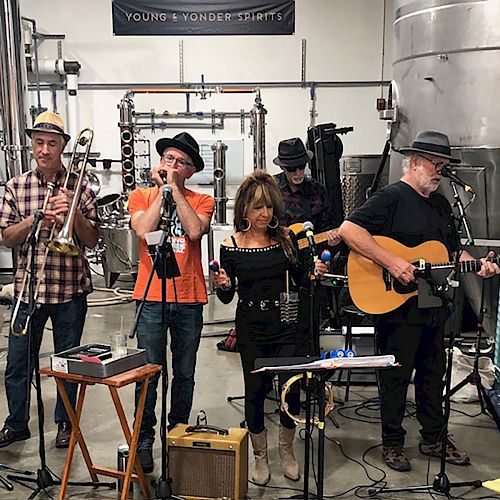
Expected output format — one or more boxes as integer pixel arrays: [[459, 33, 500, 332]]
[[129, 186, 214, 303]]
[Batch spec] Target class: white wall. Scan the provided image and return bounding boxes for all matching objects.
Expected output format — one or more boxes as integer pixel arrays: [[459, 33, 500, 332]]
[[19, 0, 394, 197]]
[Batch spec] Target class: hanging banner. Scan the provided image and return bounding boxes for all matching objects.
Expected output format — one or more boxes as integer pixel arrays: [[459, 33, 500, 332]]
[[112, 0, 295, 36]]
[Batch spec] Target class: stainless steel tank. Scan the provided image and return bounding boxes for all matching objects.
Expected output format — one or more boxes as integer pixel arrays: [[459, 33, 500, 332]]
[[101, 222, 139, 288], [340, 155, 387, 218], [390, 0, 500, 335], [0, 0, 30, 179]]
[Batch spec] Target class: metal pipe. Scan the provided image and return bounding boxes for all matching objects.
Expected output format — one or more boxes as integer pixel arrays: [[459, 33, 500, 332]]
[[134, 122, 224, 130], [301, 39, 307, 87], [28, 80, 391, 92], [0, 0, 30, 177], [251, 96, 267, 170], [66, 73, 79, 150], [134, 111, 250, 119], [212, 141, 228, 225], [21, 16, 42, 111]]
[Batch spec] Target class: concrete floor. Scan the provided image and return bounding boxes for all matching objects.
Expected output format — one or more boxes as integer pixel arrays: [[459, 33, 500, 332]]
[[0, 281, 499, 499]]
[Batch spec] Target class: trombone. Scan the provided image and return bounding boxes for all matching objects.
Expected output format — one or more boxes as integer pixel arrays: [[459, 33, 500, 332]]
[[48, 128, 94, 256], [10, 128, 94, 337]]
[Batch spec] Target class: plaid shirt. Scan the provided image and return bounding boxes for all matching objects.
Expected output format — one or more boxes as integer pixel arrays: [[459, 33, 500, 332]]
[[274, 172, 336, 232], [0, 167, 98, 304]]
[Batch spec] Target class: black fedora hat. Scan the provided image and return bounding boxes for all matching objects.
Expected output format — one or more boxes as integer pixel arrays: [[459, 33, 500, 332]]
[[397, 130, 460, 163], [156, 132, 204, 172], [273, 138, 313, 168]]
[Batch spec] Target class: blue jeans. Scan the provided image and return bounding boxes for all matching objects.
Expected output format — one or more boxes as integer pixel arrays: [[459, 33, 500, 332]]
[[134, 301, 203, 446], [5, 295, 87, 432]]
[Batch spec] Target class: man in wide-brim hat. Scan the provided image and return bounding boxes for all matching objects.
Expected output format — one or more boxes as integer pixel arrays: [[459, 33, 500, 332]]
[[128, 131, 214, 474], [338, 130, 499, 472], [273, 137, 340, 243], [0, 111, 99, 449]]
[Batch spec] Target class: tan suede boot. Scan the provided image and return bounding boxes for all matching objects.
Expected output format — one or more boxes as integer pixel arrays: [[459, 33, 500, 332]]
[[249, 430, 270, 485], [278, 424, 300, 481]]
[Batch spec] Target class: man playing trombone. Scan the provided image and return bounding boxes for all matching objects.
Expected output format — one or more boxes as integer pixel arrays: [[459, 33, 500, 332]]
[[0, 111, 99, 449]]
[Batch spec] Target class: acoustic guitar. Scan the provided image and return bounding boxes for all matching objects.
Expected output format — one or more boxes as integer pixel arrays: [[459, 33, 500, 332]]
[[289, 222, 340, 250], [347, 236, 499, 315]]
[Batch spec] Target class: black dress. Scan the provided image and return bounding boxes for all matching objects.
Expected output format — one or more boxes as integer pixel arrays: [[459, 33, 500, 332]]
[[217, 238, 301, 433]]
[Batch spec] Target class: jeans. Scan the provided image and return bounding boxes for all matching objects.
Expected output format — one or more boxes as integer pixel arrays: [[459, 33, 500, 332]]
[[134, 301, 203, 446], [5, 295, 87, 432], [376, 318, 446, 447]]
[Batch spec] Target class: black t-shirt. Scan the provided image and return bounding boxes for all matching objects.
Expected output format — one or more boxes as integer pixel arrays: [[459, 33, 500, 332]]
[[347, 181, 459, 324], [348, 181, 458, 253]]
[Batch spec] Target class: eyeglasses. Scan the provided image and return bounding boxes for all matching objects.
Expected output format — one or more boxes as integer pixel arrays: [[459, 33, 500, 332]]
[[162, 154, 194, 169], [417, 154, 449, 173], [284, 165, 306, 173]]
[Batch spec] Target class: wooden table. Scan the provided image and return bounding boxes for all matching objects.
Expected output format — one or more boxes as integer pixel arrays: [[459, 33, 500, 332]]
[[40, 363, 162, 499]]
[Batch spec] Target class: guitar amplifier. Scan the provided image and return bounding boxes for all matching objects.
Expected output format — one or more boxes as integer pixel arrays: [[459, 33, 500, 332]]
[[167, 424, 248, 500]]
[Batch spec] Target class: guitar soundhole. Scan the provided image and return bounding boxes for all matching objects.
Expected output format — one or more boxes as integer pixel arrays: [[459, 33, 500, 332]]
[[393, 281, 418, 295]]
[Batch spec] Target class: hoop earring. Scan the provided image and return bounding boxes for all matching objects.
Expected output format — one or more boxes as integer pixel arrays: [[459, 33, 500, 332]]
[[240, 217, 251, 232], [268, 215, 279, 229]]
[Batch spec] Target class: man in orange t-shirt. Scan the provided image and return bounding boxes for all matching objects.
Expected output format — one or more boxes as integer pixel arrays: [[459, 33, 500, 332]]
[[129, 132, 214, 473]]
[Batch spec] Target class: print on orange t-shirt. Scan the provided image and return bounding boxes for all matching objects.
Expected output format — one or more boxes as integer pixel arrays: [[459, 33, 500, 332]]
[[129, 186, 214, 303]]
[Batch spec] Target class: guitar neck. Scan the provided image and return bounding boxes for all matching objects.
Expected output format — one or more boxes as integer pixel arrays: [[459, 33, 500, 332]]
[[297, 231, 330, 250], [431, 256, 500, 274]]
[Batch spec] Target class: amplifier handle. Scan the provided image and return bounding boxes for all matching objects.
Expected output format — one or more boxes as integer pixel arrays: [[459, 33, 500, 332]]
[[185, 425, 229, 436]]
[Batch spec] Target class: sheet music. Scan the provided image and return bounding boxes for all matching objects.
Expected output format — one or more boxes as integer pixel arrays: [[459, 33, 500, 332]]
[[252, 355, 398, 373]]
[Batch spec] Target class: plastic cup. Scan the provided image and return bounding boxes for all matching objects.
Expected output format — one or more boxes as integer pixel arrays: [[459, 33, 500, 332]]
[[110, 332, 127, 358]]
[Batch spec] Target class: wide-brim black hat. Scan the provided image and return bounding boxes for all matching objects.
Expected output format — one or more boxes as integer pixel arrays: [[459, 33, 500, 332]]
[[156, 132, 204, 172], [25, 110, 71, 143], [397, 130, 460, 163], [273, 137, 313, 168]]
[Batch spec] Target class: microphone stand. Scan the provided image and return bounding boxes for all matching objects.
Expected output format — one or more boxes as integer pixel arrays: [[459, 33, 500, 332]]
[[301, 242, 319, 499], [129, 207, 182, 500], [373, 180, 482, 497], [8, 214, 110, 498], [0, 467, 14, 492], [448, 277, 500, 428]]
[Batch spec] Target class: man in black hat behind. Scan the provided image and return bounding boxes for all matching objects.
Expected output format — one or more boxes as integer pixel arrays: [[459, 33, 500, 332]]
[[273, 137, 341, 355], [273, 137, 340, 242], [338, 131, 499, 472], [128, 132, 214, 473]]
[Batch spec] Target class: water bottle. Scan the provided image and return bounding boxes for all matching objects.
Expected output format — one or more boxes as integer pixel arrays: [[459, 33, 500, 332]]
[[117, 443, 133, 495]]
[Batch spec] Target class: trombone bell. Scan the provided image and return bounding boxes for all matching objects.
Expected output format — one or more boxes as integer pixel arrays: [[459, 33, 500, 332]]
[[48, 237, 80, 256]]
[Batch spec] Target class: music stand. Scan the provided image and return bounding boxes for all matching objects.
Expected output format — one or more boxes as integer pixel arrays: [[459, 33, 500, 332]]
[[129, 218, 182, 500], [254, 356, 396, 500]]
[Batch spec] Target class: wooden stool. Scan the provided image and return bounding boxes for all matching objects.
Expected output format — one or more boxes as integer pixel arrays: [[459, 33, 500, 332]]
[[40, 363, 162, 500]]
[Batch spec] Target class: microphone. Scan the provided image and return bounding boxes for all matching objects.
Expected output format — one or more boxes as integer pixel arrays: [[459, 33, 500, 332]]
[[441, 166, 475, 194], [210, 259, 231, 290], [209, 259, 220, 273], [160, 185, 173, 219], [302, 221, 316, 256], [320, 249, 331, 264]]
